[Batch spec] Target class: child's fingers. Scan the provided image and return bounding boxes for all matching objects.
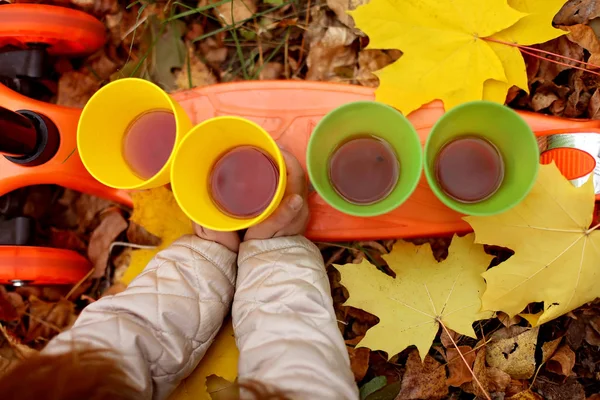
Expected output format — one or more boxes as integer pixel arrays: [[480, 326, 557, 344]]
[[281, 150, 307, 197], [245, 194, 303, 241]]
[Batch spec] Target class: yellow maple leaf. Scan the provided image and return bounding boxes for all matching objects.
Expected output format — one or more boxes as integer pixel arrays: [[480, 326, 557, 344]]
[[168, 321, 238, 400], [466, 163, 600, 326], [122, 187, 194, 284], [351, 0, 565, 114], [483, 0, 567, 103], [338, 234, 493, 360]]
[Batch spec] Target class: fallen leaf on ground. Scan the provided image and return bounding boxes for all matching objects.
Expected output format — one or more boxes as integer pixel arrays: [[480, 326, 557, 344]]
[[25, 296, 76, 343], [306, 8, 357, 82], [211, 0, 257, 27], [546, 344, 576, 376], [126, 222, 161, 247], [486, 326, 539, 379], [122, 187, 193, 284], [57, 50, 119, 107], [55, 190, 115, 233], [326, 0, 368, 33], [0, 325, 37, 377], [541, 337, 563, 363], [563, 24, 600, 65], [554, 0, 600, 25], [466, 163, 600, 325], [206, 375, 237, 399], [359, 376, 387, 400], [536, 36, 585, 82], [356, 50, 401, 88], [446, 346, 476, 387], [530, 82, 571, 112], [507, 390, 544, 400], [168, 321, 238, 400], [396, 351, 447, 400], [175, 46, 217, 90], [588, 89, 600, 119], [49, 228, 88, 254], [0, 287, 25, 322], [338, 234, 492, 360], [348, 346, 370, 381], [351, 0, 565, 114], [463, 346, 511, 398], [498, 312, 523, 328], [148, 18, 187, 91], [440, 328, 461, 349], [534, 377, 585, 400], [88, 210, 128, 278]]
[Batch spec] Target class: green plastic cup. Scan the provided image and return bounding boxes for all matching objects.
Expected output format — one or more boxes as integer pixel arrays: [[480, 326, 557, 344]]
[[307, 101, 422, 217], [424, 101, 539, 216]]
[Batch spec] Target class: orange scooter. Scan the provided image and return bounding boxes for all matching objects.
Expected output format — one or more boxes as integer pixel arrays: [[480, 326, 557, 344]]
[[1, 3, 599, 285]]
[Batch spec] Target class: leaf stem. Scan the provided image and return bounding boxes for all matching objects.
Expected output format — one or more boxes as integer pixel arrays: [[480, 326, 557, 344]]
[[438, 320, 491, 400]]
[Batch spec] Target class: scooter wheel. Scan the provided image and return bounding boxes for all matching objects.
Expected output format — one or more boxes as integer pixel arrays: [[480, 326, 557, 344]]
[[0, 4, 105, 56]]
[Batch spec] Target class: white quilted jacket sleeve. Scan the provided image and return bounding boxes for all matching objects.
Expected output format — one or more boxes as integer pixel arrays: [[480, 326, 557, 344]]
[[43, 235, 236, 400], [233, 236, 358, 399]]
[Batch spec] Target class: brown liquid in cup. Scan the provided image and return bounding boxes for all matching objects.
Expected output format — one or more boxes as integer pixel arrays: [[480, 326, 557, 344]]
[[434, 136, 505, 203], [122, 110, 176, 180], [209, 146, 279, 218], [328, 136, 400, 205]]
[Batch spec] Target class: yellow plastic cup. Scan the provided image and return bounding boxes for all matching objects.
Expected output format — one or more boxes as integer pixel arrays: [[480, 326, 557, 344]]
[[171, 116, 287, 231], [77, 78, 193, 189]]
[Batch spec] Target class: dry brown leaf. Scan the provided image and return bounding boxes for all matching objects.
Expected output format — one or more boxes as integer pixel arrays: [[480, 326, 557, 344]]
[[507, 390, 544, 400], [498, 312, 523, 328], [537, 36, 584, 82], [0, 287, 25, 322], [462, 346, 511, 398], [506, 379, 531, 397], [534, 377, 585, 400], [25, 296, 76, 343], [541, 337, 563, 364], [555, 0, 600, 26], [588, 89, 600, 119], [356, 50, 401, 88], [440, 328, 461, 349], [530, 82, 570, 112], [326, 0, 368, 33], [113, 247, 132, 283], [347, 346, 370, 381], [199, 35, 228, 67], [212, 0, 257, 27], [57, 71, 102, 108], [175, 46, 217, 90], [57, 51, 119, 108], [256, 62, 283, 80], [546, 344, 576, 376], [57, 190, 115, 233], [446, 346, 476, 387], [306, 9, 357, 82], [486, 326, 539, 379], [127, 222, 161, 247], [49, 228, 88, 253], [563, 24, 600, 65], [88, 211, 128, 278], [395, 351, 447, 400], [0, 325, 37, 377]]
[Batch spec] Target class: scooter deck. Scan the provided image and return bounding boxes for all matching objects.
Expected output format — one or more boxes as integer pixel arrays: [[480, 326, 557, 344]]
[[2, 81, 600, 242]]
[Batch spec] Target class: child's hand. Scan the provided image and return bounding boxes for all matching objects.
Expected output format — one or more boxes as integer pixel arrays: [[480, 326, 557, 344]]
[[193, 224, 241, 253], [244, 150, 309, 241]]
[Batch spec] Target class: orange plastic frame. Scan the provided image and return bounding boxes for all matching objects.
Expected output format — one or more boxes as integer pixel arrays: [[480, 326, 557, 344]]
[[2, 81, 600, 243]]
